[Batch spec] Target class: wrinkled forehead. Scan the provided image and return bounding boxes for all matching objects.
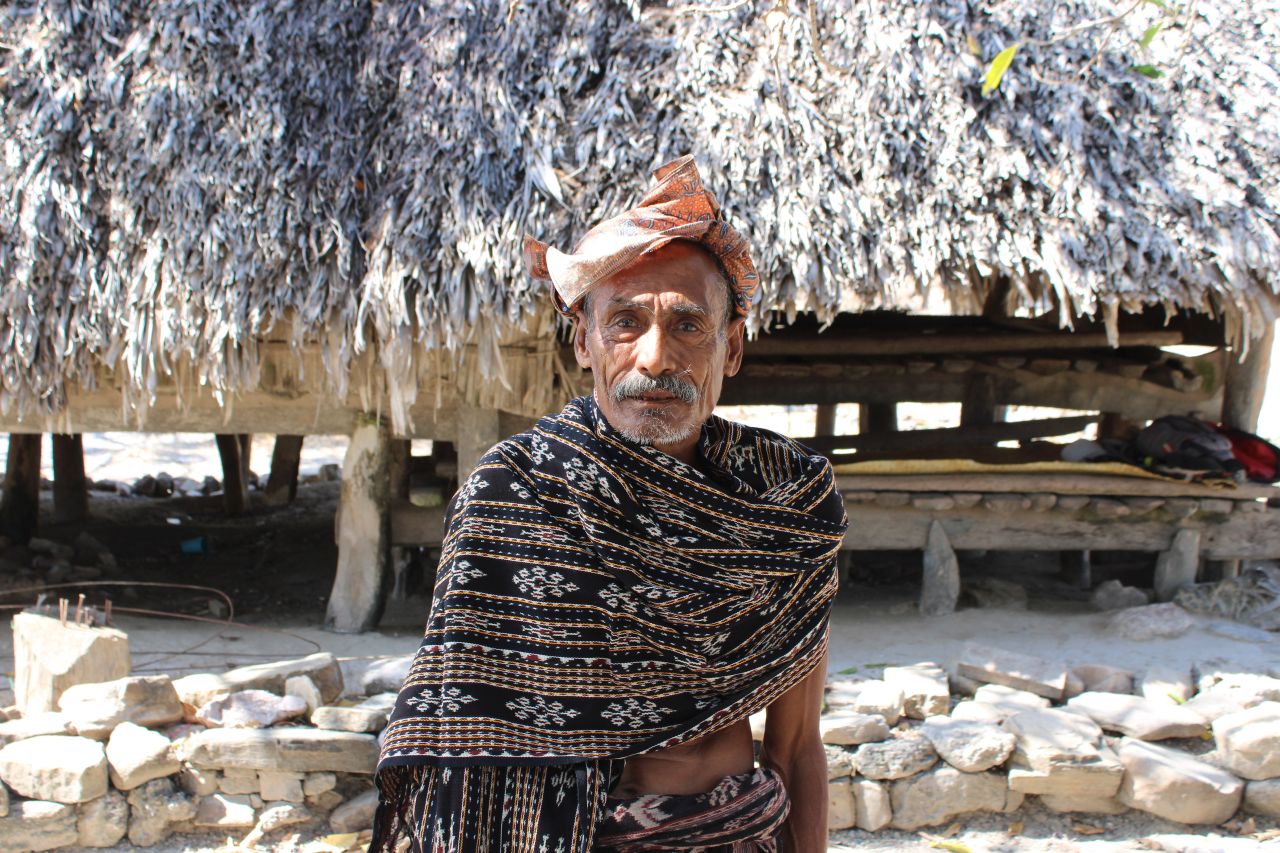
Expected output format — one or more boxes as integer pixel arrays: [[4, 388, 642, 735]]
[[582, 238, 727, 311]]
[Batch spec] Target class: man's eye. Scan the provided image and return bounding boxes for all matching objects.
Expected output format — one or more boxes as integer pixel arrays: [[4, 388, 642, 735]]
[[612, 316, 637, 328], [677, 321, 701, 333]]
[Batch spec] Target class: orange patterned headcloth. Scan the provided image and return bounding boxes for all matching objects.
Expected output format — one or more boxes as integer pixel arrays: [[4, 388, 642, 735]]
[[523, 156, 759, 317]]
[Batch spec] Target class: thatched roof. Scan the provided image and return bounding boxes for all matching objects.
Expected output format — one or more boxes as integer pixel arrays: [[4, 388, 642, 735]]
[[2, 0, 1277, 430]]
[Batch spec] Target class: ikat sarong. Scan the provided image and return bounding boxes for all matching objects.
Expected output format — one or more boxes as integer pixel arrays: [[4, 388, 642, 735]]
[[373, 395, 847, 852]]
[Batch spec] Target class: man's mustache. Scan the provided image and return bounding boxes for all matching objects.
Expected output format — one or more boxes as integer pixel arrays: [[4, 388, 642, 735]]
[[611, 373, 698, 405]]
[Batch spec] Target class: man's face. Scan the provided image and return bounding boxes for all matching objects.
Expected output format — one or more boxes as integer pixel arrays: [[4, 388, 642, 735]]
[[572, 241, 745, 463]]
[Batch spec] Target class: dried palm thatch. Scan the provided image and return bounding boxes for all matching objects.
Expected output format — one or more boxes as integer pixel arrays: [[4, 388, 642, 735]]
[[2, 0, 1277, 433]]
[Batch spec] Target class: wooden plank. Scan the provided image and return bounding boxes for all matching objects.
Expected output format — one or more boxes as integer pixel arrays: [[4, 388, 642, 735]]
[[325, 419, 391, 633], [840, 503, 1280, 559], [51, 434, 89, 524], [742, 330, 1185, 357], [264, 435, 305, 507], [1, 433, 42, 544], [215, 434, 249, 516], [799, 416, 1096, 454], [1223, 322, 1274, 431], [835, 473, 1279, 500]]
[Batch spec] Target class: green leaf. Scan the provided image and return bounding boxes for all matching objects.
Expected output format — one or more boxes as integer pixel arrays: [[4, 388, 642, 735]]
[[1139, 22, 1163, 49], [982, 44, 1019, 96], [1130, 63, 1166, 78]]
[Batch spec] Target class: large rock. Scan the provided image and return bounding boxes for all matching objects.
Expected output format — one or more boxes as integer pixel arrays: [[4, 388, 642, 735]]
[[1244, 779, 1280, 817], [882, 664, 950, 719], [174, 653, 344, 708], [359, 655, 414, 695], [1194, 673, 1280, 716], [311, 696, 393, 734], [106, 722, 179, 790], [10, 611, 130, 717], [0, 711, 72, 747], [0, 800, 79, 852], [852, 777, 892, 831], [1140, 665, 1193, 705], [177, 764, 219, 797], [820, 713, 891, 747], [1002, 708, 1123, 798], [1039, 794, 1127, 815], [196, 689, 308, 729], [255, 801, 312, 834], [76, 789, 129, 847], [957, 643, 1066, 700], [285, 676, 324, 716], [850, 681, 905, 725], [1212, 702, 1280, 780], [1066, 692, 1209, 740], [1090, 579, 1149, 611], [259, 770, 305, 803], [193, 793, 258, 828], [889, 766, 1009, 829], [0, 734, 107, 803], [920, 716, 1016, 772], [181, 727, 378, 774], [58, 675, 183, 738], [825, 745, 855, 780], [974, 684, 1050, 711], [828, 778, 855, 830], [853, 735, 937, 780], [329, 788, 379, 833], [127, 778, 196, 846], [1107, 603, 1196, 641], [1071, 664, 1134, 695], [1116, 738, 1243, 824], [219, 766, 260, 795]]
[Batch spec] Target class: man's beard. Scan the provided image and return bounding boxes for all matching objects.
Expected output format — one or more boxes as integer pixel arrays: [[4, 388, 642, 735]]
[[609, 373, 700, 446]]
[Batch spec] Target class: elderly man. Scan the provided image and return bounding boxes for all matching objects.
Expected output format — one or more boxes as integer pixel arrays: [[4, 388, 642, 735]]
[[374, 157, 847, 853]]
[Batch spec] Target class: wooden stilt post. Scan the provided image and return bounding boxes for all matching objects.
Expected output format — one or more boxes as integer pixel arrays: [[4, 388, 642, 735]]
[[238, 434, 253, 482], [264, 435, 305, 507], [1154, 528, 1202, 602], [215, 434, 249, 516], [1223, 323, 1275, 431], [325, 417, 391, 633], [860, 403, 897, 434], [961, 374, 999, 428], [1059, 550, 1092, 590], [814, 404, 838, 437], [388, 439, 412, 600], [52, 434, 89, 524], [920, 520, 960, 616], [1, 433, 42, 544], [457, 404, 502, 481]]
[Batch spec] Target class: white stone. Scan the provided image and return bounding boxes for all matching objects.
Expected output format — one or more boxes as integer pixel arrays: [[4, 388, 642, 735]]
[[920, 716, 1016, 772], [1116, 738, 1243, 824], [329, 788, 379, 833], [177, 764, 219, 797], [181, 726, 378, 773], [255, 800, 311, 833], [0, 800, 78, 852], [58, 675, 183, 738], [825, 678, 866, 710], [850, 681, 905, 725], [311, 700, 390, 733], [853, 734, 937, 780], [0, 782, 6, 817], [259, 770, 305, 803], [828, 778, 856, 830], [106, 721, 179, 790], [973, 684, 1051, 713], [1002, 709, 1123, 798], [825, 745, 855, 780], [1107, 603, 1196, 641], [1243, 779, 1280, 817], [0, 734, 107, 803], [219, 766, 260, 795], [852, 777, 892, 831], [174, 653, 344, 709], [76, 789, 129, 847], [1140, 665, 1193, 705], [126, 778, 196, 846], [820, 713, 891, 746], [285, 676, 324, 715], [889, 766, 1008, 829], [949, 701, 1007, 724], [882, 664, 950, 719], [957, 643, 1067, 700], [196, 689, 309, 728], [1039, 794, 1128, 815], [1212, 702, 1280, 780], [304, 771, 338, 797], [193, 792, 257, 828], [309, 789, 346, 811], [1066, 692, 1209, 740], [0, 712, 71, 747], [1071, 663, 1134, 695], [359, 655, 414, 695]]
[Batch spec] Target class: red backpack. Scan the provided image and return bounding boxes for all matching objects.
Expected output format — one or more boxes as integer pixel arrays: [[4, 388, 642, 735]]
[[1213, 424, 1280, 483]]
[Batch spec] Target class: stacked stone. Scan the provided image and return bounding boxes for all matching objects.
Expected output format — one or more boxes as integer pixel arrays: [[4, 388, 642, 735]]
[[0, 652, 407, 851], [812, 646, 1280, 833], [0, 533, 119, 590]]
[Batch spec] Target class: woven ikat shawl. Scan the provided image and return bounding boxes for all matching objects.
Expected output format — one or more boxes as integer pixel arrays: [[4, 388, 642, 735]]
[[375, 396, 846, 840]]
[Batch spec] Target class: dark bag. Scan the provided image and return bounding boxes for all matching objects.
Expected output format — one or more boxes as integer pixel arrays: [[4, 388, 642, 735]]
[[1212, 424, 1280, 483], [1134, 416, 1244, 480]]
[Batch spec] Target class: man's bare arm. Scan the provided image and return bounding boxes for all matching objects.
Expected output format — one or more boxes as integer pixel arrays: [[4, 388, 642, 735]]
[[759, 645, 829, 853]]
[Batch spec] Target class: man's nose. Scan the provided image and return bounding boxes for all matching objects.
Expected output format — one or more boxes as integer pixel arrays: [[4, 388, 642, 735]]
[[633, 324, 680, 377]]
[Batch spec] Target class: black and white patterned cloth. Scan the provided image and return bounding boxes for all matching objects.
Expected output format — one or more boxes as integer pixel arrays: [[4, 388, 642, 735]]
[[374, 396, 847, 852]]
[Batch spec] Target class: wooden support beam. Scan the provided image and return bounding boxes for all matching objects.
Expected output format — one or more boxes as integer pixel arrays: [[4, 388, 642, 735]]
[[1, 433, 43, 544], [799, 415, 1097, 455], [741, 330, 1184, 358], [51, 434, 89, 524], [835, 473, 1279, 500], [457, 405, 503, 481], [325, 419, 391, 633], [1154, 528, 1202, 601], [1223, 322, 1275, 432], [860, 403, 897, 434], [214, 434, 249, 516], [238, 434, 253, 482], [264, 435, 305, 507], [1059, 551, 1092, 590], [961, 374, 999, 428], [921, 521, 960, 616], [815, 404, 838, 437]]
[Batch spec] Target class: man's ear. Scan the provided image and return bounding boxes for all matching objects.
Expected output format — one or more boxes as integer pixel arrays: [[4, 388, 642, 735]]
[[572, 310, 593, 370], [722, 316, 746, 378]]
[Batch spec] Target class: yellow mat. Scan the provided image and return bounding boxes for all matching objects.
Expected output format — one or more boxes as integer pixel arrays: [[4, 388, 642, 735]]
[[832, 458, 1181, 482]]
